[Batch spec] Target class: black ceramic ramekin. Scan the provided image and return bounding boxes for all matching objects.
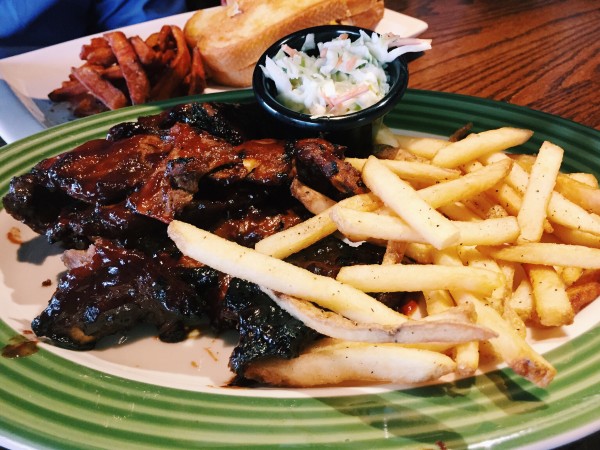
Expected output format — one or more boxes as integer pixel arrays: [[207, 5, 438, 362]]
[[252, 25, 409, 157]]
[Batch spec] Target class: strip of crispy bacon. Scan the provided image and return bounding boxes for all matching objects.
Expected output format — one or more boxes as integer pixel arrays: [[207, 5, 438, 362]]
[[187, 47, 208, 95], [104, 31, 150, 105], [48, 77, 88, 101], [101, 65, 123, 80], [71, 64, 128, 110], [149, 26, 192, 100], [146, 26, 171, 52], [129, 35, 158, 66], [81, 44, 117, 66]]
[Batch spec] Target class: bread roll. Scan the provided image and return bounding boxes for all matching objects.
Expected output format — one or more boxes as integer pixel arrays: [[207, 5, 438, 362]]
[[184, 0, 384, 87]]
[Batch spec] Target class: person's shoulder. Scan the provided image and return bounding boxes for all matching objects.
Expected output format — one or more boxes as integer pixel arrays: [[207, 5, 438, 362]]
[[92, 0, 189, 30]]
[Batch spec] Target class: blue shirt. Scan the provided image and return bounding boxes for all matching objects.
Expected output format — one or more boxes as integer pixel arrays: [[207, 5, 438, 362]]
[[0, 0, 189, 58]]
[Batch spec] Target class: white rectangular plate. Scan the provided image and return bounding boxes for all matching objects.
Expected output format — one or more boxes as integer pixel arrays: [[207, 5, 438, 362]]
[[0, 8, 428, 144]]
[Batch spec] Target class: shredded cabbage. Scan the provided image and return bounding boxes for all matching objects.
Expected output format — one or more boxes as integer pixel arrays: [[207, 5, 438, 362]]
[[261, 31, 431, 117]]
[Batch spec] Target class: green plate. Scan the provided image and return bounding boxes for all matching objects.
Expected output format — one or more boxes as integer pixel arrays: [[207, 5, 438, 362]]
[[1, 89, 599, 449]]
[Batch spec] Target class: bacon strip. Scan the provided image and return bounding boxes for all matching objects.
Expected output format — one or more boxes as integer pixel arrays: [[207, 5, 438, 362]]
[[149, 26, 192, 100], [48, 77, 88, 101], [129, 35, 158, 66], [187, 47, 208, 95], [71, 65, 128, 110], [104, 31, 150, 105]]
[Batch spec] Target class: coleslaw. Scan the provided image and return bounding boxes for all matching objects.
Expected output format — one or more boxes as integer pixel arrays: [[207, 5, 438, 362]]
[[261, 31, 431, 117]]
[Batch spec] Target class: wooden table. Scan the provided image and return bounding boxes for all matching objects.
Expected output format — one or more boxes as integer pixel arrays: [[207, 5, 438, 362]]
[[387, 0, 600, 130], [385, 2, 600, 448]]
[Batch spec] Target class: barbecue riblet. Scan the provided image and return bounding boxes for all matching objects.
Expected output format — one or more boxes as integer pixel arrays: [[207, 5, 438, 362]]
[[31, 238, 218, 349], [2, 101, 376, 379]]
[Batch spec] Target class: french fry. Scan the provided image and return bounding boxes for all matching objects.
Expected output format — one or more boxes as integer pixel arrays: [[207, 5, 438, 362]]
[[438, 202, 484, 222], [456, 245, 506, 311], [509, 153, 536, 170], [168, 220, 407, 326], [418, 159, 513, 209], [382, 240, 407, 264], [423, 289, 456, 315], [463, 158, 536, 224], [431, 128, 533, 168], [462, 194, 509, 219], [516, 151, 600, 199], [405, 242, 435, 264], [456, 217, 520, 245], [330, 207, 423, 242], [486, 152, 600, 235], [554, 173, 600, 215], [556, 266, 584, 287], [289, 178, 335, 214], [517, 141, 563, 243], [393, 133, 451, 160], [374, 124, 401, 147], [336, 263, 504, 297], [503, 304, 527, 339], [483, 153, 554, 233], [486, 180, 524, 217], [508, 277, 535, 322], [453, 341, 480, 376], [331, 207, 520, 246], [243, 338, 457, 387], [551, 223, 600, 248], [362, 156, 460, 249], [254, 193, 380, 259], [345, 158, 460, 182], [422, 289, 480, 376], [442, 291, 482, 376], [524, 263, 574, 327], [497, 259, 518, 301], [478, 243, 600, 269], [565, 172, 599, 188], [262, 289, 496, 344]]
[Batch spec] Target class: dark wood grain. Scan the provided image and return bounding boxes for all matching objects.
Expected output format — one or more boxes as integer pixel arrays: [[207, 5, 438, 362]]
[[386, 0, 600, 129]]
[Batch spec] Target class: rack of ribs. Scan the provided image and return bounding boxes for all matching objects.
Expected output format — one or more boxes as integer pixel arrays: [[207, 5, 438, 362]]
[[2, 101, 401, 383]]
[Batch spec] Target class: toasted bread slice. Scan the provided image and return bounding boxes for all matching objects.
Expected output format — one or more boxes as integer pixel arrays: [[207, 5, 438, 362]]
[[184, 0, 384, 87]]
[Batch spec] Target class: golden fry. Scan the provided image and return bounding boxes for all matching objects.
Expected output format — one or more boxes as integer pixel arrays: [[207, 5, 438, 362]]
[[555, 173, 600, 215], [362, 156, 460, 249], [517, 141, 563, 243], [393, 133, 450, 159], [244, 338, 457, 387], [418, 159, 513, 209], [255, 193, 380, 259], [289, 178, 335, 214], [337, 263, 504, 297], [508, 276, 534, 322], [263, 289, 496, 344], [431, 127, 533, 168], [524, 264, 574, 327], [346, 158, 460, 182], [478, 243, 600, 269]]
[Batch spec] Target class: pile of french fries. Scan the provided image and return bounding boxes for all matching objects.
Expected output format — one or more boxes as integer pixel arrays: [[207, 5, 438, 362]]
[[168, 125, 600, 388]]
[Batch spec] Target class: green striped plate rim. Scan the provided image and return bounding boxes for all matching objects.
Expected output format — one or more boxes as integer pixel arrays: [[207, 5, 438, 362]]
[[1, 89, 599, 449]]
